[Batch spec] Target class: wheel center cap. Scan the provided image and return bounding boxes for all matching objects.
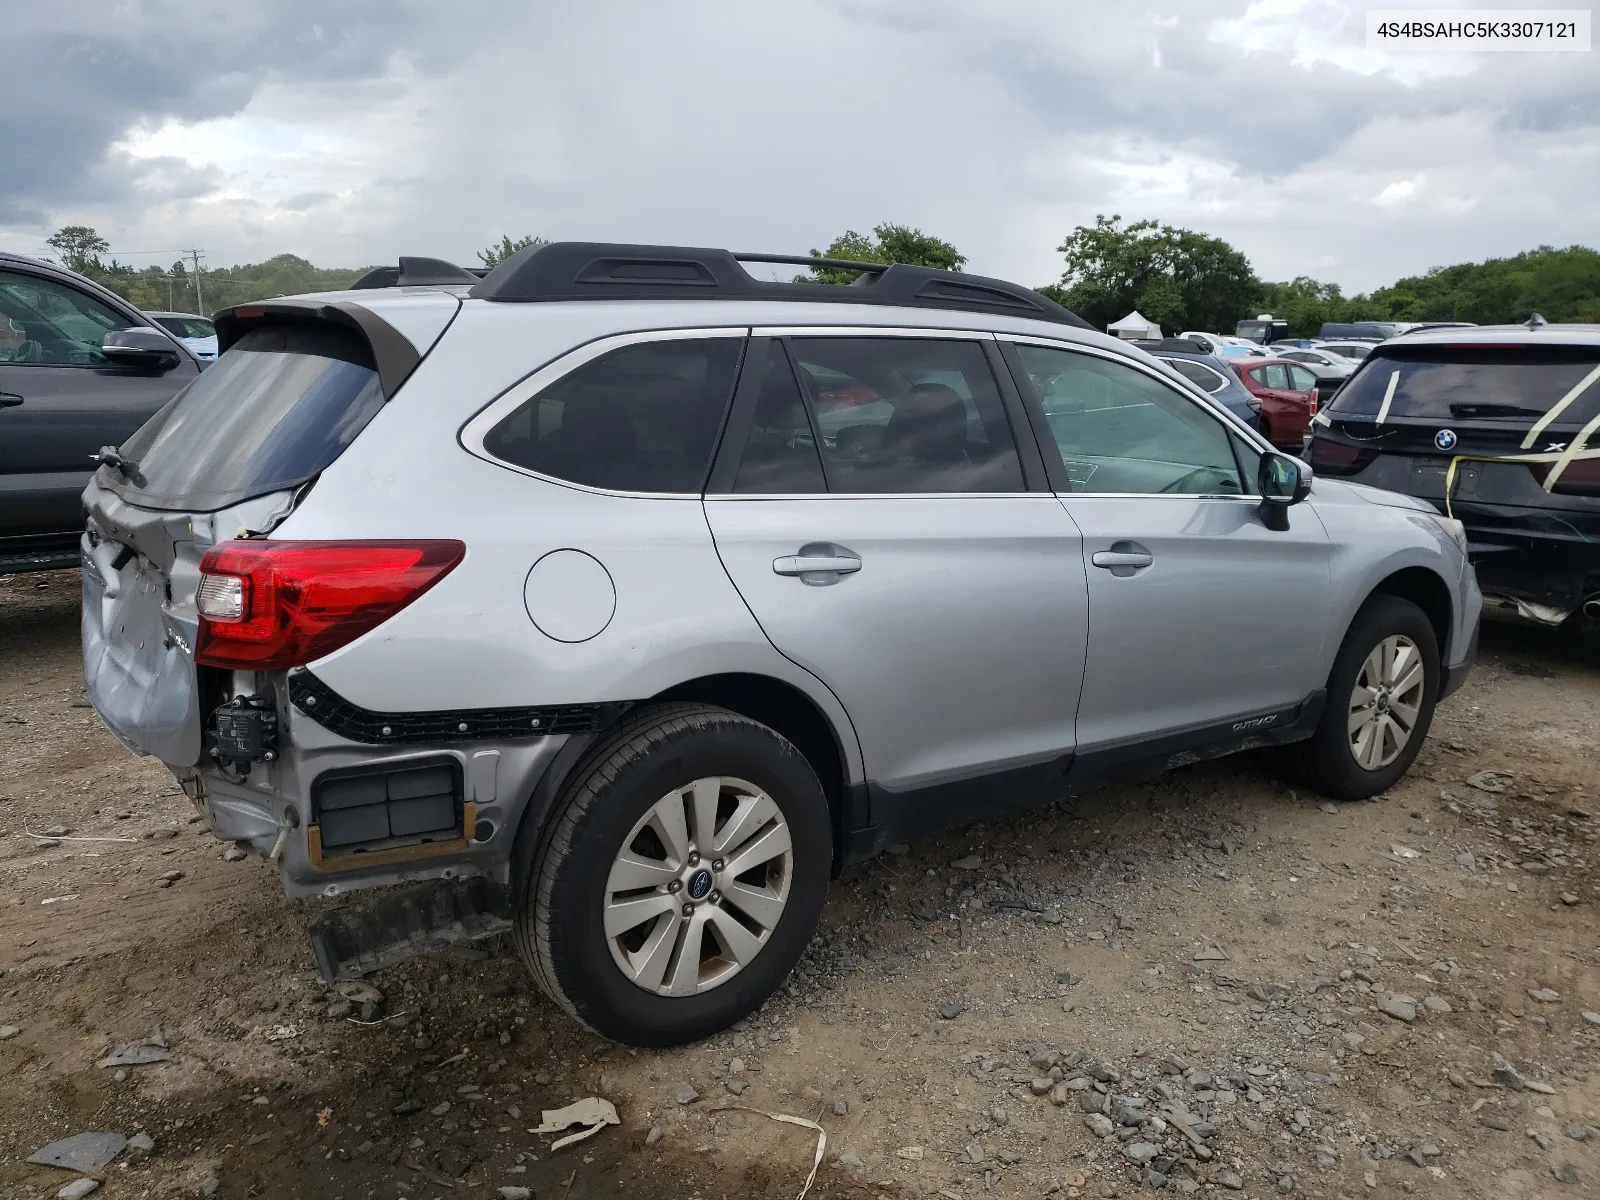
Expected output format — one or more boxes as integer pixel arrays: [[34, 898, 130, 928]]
[[1376, 692, 1390, 712], [687, 868, 713, 900]]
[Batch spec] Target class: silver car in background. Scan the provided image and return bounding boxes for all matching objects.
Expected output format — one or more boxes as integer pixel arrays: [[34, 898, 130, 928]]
[[80, 244, 1479, 1045]]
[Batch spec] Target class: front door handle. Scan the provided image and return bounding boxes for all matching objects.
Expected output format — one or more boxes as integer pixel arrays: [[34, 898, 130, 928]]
[[0, 393, 22, 408], [1092, 541, 1153, 576]]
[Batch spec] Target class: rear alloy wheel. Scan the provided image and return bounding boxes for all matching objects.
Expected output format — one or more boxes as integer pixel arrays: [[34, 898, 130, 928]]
[[515, 703, 830, 1046], [1294, 595, 1440, 801], [603, 776, 793, 996]]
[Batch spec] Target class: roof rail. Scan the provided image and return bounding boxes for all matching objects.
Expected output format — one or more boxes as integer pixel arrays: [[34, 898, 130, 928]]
[[466, 241, 1091, 328], [350, 256, 482, 289]]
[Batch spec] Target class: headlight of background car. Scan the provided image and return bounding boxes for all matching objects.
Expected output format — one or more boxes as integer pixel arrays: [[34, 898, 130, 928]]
[[1428, 513, 1469, 556]]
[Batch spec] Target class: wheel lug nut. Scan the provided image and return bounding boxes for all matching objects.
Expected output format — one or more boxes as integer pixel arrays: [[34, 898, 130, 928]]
[[681, 903, 695, 917], [668, 880, 682, 893], [708, 890, 721, 904], [712, 859, 724, 872], [687, 851, 700, 867]]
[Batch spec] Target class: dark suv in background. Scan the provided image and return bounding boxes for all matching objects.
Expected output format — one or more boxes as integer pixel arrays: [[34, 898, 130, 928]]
[[0, 252, 199, 573], [1308, 323, 1600, 635]]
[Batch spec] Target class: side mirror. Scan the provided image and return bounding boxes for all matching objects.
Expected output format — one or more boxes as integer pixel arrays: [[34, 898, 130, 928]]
[[1258, 452, 1312, 530], [102, 327, 181, 370]]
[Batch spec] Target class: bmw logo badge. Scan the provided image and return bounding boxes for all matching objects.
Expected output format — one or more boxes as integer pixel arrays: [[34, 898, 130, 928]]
[[1435, 429, 1458, 451], [688, 869, 713, 900]]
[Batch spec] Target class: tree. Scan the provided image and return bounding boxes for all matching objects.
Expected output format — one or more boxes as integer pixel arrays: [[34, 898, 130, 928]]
[[800, 223, 966, 284], [1039, 214, 1258, 335], [45, 225, 110, 275], [479, 235, 547, 268]]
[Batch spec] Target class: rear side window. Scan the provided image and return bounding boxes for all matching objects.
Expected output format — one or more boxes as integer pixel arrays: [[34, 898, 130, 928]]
[[482, 338, 742, 493], [1161, 357, 1226, 393], [1329, 347, 1600, 424], [117, 322, 384, 511], [733, 345, 826, 494], [783, 338, 1024, 493]]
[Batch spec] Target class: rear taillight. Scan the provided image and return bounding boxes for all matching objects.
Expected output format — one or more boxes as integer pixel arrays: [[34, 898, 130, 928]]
[[1529, 459, 1600, 496], [1310, 439, 1378, 476], [194, 540, 465, 670]]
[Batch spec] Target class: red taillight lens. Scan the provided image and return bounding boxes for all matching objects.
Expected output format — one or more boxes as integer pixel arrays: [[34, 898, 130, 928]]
[[194, 540, 465, 670], [1529, 458, 1600, 496], [1310, 439, 1378, 476]]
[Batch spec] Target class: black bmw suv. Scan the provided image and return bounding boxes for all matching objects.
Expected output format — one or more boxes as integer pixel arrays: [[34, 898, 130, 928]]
[[1307, 323, 1600, 635]]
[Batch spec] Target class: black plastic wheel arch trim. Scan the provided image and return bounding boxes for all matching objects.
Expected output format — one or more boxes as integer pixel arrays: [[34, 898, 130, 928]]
[[288, 671, 633, 745]]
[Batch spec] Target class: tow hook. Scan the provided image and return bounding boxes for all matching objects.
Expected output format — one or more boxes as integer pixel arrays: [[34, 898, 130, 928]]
[[206, 695, 279, 775]]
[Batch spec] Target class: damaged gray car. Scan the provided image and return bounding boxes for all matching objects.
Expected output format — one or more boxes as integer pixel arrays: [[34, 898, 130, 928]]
[[82, 244, 1479, 1046]]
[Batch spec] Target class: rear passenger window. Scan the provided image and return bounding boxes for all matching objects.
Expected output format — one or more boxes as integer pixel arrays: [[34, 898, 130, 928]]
[[784, 338, 1024, 493], [733, 345, 826, 494], [482, 338, 741, 493]]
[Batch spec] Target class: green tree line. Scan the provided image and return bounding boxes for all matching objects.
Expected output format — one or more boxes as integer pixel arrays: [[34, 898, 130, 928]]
[[37, 222, 1600, 336]]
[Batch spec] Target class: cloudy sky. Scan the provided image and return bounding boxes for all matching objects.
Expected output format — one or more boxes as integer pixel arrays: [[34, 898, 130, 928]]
[[4, 0, 1596, 292]]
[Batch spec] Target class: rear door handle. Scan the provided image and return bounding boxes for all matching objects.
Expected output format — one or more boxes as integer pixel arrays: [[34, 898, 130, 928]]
[[0, 393, 22, 408], [773, 555, 862, 576], [773, 543, 862, 584]]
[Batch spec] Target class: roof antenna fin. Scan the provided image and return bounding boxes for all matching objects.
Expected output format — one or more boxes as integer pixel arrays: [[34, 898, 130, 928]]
[[1525, 312, 1547, 330]]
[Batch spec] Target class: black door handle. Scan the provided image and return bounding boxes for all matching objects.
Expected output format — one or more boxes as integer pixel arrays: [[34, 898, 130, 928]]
[[0, 393, 22, 408]]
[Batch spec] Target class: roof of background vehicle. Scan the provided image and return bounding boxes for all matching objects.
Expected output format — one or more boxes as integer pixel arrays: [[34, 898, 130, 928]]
[[1367, 323, 1600, 349], [145, 311, 211, 321]]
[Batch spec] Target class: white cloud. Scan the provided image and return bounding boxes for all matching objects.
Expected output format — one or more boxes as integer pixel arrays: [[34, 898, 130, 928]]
[[3, 0, 1596, 294]]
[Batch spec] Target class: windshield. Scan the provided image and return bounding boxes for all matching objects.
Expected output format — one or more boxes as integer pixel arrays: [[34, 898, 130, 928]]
[[1328, 347, 1600, 425], [113, 322, 384, 511], [154, 315, 216, 340]]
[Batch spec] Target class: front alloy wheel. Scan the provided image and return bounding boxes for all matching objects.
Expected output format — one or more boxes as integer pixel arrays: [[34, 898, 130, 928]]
[[1347, 634, 1425, 770], [604, 777, 792, 996]]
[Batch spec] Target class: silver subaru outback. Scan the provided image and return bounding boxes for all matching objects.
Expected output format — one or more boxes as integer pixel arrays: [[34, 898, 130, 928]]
[[81, 243, 1479, 1045]]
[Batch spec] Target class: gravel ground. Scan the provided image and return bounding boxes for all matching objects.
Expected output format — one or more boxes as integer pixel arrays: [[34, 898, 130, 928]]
[[2, 567, 1598, 1200]]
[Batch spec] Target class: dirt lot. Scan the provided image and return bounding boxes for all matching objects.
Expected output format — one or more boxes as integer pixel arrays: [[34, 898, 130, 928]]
[[3, 567, 1598, 1200]]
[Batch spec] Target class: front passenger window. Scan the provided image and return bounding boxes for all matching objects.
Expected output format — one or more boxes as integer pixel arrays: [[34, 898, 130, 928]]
[[0, 270, 127, 366], [1011, 343, 1244, 496]]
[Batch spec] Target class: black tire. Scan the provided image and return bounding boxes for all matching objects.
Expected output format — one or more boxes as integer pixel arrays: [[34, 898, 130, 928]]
[[513, 702, 831, 1046], [1293, 595, 1440, 801]]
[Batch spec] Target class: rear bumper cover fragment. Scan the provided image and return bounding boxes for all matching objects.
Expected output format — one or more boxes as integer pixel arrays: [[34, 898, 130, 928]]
[[288, 670, 630, 745], [307, 876, 512, 982]]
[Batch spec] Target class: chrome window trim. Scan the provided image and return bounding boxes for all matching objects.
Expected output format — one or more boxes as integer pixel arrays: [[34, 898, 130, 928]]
[[705, 491, 1266, 502], [458, 326, 749, 499], [754, 325, 997, 340]]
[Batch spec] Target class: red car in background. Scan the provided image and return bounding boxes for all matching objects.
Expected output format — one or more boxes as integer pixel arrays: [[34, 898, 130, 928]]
[[1231, 358, 1319, 450]]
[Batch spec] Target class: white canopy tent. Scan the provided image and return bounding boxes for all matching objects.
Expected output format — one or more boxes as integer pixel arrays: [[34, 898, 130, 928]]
[[1107, 310, 1162, 340]]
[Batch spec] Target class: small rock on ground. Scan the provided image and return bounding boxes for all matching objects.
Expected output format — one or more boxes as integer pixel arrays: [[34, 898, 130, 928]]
[[58, 1181, 100, 1200], [674, 1083, 698, 1105], [498, 1188, 533, 1200], [1378, 994, 1417, 1022]]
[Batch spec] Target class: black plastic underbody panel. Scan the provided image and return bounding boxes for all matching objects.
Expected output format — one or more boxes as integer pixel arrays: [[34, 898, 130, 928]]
[[288, 671, 631, 745], [839, 693, 1324, 866]]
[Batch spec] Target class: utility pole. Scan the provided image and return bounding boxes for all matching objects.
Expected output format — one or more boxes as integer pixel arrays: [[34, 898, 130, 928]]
[[186, 249, 205, 314]]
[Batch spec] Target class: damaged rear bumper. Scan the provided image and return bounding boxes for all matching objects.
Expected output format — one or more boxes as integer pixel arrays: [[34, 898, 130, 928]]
[[1454, 501, 1600, 629]]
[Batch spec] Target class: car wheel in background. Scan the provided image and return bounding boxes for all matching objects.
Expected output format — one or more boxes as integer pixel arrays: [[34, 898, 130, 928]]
[[513, 703, 831, 1046], [1292, 596, 1439, 801]]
